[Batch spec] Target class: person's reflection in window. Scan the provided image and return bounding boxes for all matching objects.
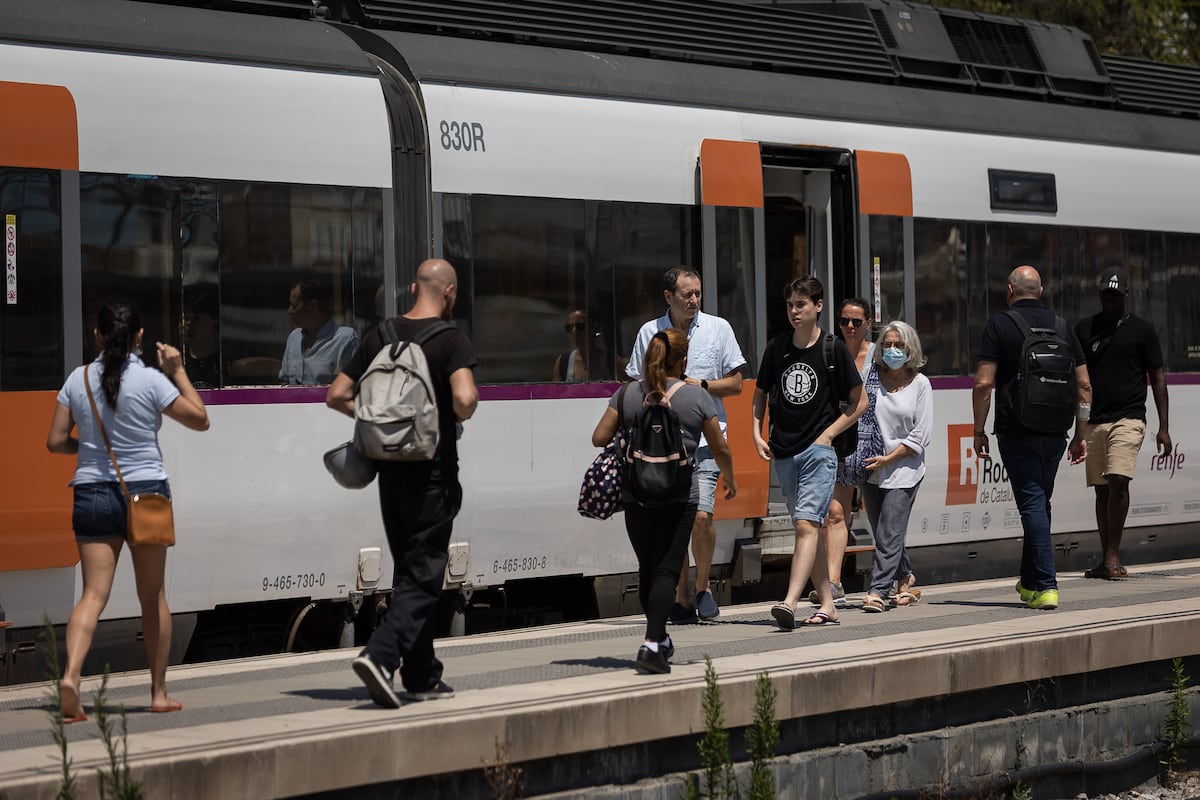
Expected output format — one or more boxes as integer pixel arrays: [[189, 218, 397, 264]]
[[553, 309, 611, 382], [279, 279, 358, 386], [182, 292, 222, 389]]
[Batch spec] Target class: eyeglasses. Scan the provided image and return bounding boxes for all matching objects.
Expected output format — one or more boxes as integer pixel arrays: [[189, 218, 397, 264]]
[[838, 317, 866, 328], [564, 323, 584, 333]]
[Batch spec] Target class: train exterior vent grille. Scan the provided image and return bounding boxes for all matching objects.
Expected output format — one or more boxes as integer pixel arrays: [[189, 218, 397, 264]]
[[941, 14, 1044, 73], [868, 7, 899, 50], [354, 0, 898, 81], [1104, 55, 1200, 119]]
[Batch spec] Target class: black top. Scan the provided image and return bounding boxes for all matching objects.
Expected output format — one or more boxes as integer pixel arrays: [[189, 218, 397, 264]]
[[757, 330, 861, 459], [978, 299, 1086, 436], [342, 316, 477, 467], [1075, 313, 1163, 424]]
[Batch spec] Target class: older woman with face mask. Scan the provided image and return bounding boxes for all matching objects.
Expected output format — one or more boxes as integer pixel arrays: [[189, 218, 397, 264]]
[[859, 320, 933, 613]]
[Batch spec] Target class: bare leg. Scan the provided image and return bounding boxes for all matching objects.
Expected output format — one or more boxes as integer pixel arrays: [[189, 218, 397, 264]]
[[1101, 475, 1131, 568], [130, 543, 175, 710], [691, 511, 715, 596], [782, 520, 836, 618], [825, 488, 854, 588], [63, 538, 123, 718]]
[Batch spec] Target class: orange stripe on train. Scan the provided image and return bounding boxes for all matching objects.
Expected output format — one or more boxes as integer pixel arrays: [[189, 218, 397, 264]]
[[0, 392, 78, 571], [0, 81, 79, 171]]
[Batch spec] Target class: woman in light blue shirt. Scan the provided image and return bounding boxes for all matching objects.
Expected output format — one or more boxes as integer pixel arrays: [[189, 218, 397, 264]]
[[860, 321, 933, 613], [47, 301, 209, 722]]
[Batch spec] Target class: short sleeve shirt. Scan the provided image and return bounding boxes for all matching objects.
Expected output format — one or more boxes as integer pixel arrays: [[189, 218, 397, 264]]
[[977, 299, 1086, 436], [609, 378, 717, 504], [280, 317, 360, 385], [57, 355, 180, 485], [1075, 313, 1163, 424], [625, 310, 746, 442], [757, 331, 861, 458], [342, 317, 477, 467]]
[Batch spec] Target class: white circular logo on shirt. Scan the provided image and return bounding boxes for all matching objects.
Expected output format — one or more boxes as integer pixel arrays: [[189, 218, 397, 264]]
[[781, 362, 818, 405]]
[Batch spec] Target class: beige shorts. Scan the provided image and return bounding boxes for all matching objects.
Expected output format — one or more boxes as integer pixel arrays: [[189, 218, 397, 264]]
[[1085, 418, 1146, 486]]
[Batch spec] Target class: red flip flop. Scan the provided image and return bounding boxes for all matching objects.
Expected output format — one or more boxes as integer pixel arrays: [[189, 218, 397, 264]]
[[63, 713, 88, 724], [149, 700, 183, 713]]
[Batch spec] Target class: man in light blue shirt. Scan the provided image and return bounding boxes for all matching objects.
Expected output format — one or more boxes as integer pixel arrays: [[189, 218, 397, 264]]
[[627, 267, 745, 621], [280, 279, 359, 385]]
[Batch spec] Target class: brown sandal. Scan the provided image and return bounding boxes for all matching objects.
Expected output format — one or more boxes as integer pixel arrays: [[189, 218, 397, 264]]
[[892, 589, 922, 607]]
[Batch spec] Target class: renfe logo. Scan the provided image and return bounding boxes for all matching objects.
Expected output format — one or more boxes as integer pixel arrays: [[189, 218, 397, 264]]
[[1150, 443, 1185, 479], [945, 423, 979, 505]]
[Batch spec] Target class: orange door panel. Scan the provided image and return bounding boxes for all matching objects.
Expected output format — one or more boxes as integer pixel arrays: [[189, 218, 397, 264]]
[[713, 379, 770, 520]]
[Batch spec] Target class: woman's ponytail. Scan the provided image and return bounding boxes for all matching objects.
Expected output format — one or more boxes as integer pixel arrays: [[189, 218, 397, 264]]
[[642, 329, 689, 394], [95, 301, 141, 410]]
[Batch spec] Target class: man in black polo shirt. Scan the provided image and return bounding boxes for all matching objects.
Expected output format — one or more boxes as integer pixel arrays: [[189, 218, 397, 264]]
[[1076, 266, 1171, 580], [972, 266, 1091, 610]]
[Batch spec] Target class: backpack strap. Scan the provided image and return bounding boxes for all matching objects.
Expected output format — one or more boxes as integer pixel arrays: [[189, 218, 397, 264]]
[[662, 380, 687, 404], [380, 319, 455, 360], [821, 332, 846, 407]]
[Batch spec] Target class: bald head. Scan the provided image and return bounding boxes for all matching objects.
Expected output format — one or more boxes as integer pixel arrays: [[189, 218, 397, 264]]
[[1007, 266, 1043, 304], [415, 259, 457, 295], [408, 258, 459, 321]]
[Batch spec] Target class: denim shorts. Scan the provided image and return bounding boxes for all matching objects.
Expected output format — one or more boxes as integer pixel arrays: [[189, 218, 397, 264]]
[[694, 445, 720, 514], [72, 480, 171, 542], [775, 443, 837, 525]]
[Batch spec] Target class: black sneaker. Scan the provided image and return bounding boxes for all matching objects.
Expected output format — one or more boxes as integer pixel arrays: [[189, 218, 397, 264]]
[[351, 653, 400, 709], [696, 590, 720, 621], [660, 637, 675, 661], [400, 680, 455, 702], [634, 645, 670, 674], [668, 602, 698, 625]]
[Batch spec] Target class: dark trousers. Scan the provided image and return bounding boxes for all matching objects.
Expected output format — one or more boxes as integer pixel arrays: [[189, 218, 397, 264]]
[[365, 462, 461, 693], [997, 433, 1067, 592], [624, 501, 697, 642], [862, 481, 920, 598]]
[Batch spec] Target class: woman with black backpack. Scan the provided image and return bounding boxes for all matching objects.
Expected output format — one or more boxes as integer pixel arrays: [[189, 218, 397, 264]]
[[591, 328, 736, 674]]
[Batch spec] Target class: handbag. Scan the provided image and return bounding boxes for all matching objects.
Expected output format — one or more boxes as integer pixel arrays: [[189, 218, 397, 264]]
[[84, 366, 176, 547], [577, 384, 628, 520]]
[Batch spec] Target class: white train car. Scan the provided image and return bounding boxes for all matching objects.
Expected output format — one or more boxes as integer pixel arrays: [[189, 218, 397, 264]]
[[2, 0, 1198, 683]]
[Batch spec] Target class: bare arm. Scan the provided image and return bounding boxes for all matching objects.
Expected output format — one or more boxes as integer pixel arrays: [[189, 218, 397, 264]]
[[158, 343, 210, 431], [450, 367, 478, 421], [326, 373, 356, 418], [46, 403, 78, 455], [750, 386, 771, 461], [1149, 366, 1171, 456], [1066, 363, 1091, 465], [971, 360, 996, 460], [702, 415, 736, 498], [686, 369, 744, 398], [592, 406, 619, 447]]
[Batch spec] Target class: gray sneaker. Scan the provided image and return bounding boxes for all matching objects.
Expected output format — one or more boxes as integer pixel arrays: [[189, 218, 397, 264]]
[[808, 582, 847, 608], [352, 653, 400, 709], [696, 590, 720, 620]]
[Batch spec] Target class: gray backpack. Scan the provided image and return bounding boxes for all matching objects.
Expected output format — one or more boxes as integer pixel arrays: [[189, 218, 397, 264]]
[[353, 320, 453, 461]]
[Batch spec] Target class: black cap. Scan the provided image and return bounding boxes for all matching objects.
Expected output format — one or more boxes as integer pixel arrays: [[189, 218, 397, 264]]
[[1099, 266, 1129, 295]]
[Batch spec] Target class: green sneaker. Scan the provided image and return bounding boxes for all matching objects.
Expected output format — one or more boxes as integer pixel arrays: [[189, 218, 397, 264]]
[[1026, 588, 1059, 610], [1014, 580, 1035, 603]]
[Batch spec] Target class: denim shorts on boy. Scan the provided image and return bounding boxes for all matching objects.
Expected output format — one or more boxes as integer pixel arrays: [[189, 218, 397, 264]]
[[73, 480, 172, 541], [775, 443, 838, 524], [1085, 418, 1146, 485], [694, 445, 719, 514]]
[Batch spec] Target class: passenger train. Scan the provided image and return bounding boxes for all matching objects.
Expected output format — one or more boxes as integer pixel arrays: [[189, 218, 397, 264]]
[[3, 0, 1199, 683]]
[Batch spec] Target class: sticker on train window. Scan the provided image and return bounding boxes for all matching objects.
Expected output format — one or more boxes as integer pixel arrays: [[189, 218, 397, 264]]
[[987, 169, 1057, 213], [439, 120, 486, 152]]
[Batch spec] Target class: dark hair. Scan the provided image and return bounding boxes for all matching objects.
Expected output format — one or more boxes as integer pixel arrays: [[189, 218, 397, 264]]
[[643, 328, 688, 393], [663, 267, 701, 294], [785, 275, 824, 305], [96, 300, 141, 410], [294, 279, 332, 314], [185, 291, 219, 321], [838, 297, 871, 318]]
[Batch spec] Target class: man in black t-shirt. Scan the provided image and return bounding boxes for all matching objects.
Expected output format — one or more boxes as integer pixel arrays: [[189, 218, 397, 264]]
[[327, 259, 478, 708], [752, 275, 866, 630], [973, 266, 1090, 611], [1076, 266, 1171, 580]]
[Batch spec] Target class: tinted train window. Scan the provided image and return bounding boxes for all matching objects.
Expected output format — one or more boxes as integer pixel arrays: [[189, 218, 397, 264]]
[[869, 215, 905, 328], [0, 168, 63, 390], [988, 169, 1057, 213], [913, 220, 987, 376], [1164, 233, 1200, 373], [714, 207, 757, 379], [79, 176, 383, 386], [442, 195, 697, 384]]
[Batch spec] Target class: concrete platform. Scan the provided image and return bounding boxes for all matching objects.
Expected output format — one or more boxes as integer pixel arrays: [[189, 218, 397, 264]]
[[3, 562, 1200, 799]]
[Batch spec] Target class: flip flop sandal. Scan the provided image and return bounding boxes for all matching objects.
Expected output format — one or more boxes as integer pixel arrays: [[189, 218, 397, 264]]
[[771, 602, 796, 630], [891, 589, 923, 607], [802, 611, 840, 626], [862, 596, 886, 613]]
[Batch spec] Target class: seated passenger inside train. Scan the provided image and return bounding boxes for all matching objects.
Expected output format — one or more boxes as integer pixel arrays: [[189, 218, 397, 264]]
[[279, 279, 359, 386]]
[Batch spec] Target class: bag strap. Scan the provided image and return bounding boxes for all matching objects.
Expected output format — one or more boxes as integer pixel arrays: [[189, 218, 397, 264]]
[[379, 319, 455, 360], [822, 332, 846, 409], [662, 380, 686, 404], [83, 365, 132, 501]]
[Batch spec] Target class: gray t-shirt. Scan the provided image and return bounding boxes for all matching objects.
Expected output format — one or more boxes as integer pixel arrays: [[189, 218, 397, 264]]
[[608, 378, 717, 504]]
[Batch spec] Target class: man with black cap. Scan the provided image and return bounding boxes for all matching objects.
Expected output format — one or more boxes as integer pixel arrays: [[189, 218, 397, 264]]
[[1075, 266, 1172, 580]]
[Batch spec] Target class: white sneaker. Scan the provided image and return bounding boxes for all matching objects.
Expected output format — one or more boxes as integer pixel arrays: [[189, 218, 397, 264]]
[[352, 653, 400, 709]]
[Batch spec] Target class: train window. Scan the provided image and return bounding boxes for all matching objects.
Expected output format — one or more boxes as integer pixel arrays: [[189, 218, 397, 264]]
[[987, 169, 1057, 213], [1164, 233, 1200, 373], [869, 216, 905, 328], [79, 176, 382, 386], [0, 167, 63, 390], [913, 220, 987, 376], [713, 207, 757, 378], [442, 194, 696, 384]]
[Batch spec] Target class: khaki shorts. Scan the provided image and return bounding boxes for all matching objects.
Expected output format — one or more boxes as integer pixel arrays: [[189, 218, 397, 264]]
[[1085, 418, 1146, 486]]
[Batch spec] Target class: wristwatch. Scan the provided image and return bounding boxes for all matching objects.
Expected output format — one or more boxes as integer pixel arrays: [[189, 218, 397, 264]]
[[700, 379, 709, 391]]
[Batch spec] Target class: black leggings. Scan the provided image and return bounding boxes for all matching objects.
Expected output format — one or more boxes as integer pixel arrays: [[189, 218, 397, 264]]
[[624, 501, 697, 642]]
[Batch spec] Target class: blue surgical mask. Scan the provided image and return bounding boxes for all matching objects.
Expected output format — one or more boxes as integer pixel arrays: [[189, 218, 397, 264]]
[[882, 347, 908, 370]]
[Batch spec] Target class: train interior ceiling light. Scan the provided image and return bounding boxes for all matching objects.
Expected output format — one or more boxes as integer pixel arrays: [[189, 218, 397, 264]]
[[129, 0, 1200, 119]]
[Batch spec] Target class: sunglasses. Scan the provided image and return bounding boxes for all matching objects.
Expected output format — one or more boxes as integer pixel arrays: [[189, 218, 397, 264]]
[[838, 317, 866, 328], [564, 323, 585, 333]]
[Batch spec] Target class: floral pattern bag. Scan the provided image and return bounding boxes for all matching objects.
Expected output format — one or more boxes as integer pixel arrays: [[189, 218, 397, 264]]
[[578, 385, 628, 520]]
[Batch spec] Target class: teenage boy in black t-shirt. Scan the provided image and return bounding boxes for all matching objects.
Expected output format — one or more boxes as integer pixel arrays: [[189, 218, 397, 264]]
[[752, 276, 866, 629]]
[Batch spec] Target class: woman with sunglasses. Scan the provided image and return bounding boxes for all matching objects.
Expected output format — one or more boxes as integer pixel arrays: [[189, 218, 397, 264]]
[[554, 309, 610, 382], [810, 299, 880, 607], [860, 321, 932, 612]]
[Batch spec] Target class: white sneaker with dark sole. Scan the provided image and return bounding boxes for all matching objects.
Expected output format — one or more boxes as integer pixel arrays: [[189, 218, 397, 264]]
[[400, 680, 455, 702], [352, 654, 400, 709]]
